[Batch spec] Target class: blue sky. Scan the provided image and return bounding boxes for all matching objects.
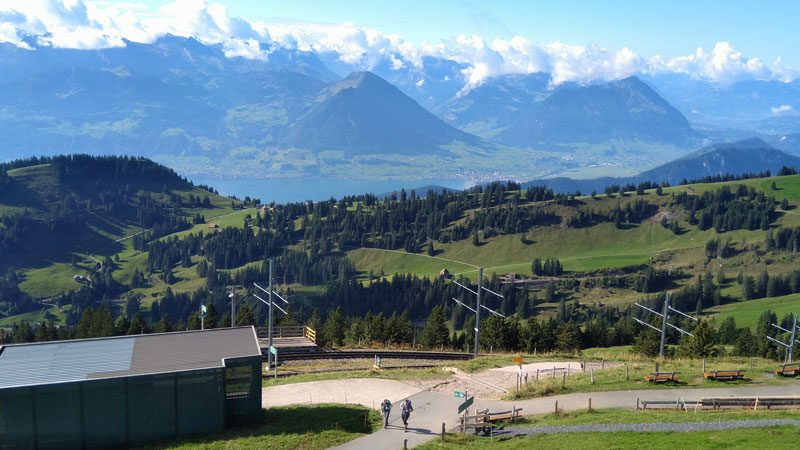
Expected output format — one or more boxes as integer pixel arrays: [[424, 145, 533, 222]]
[[132, 0, 799, 66], [2, 0, 796, 85]]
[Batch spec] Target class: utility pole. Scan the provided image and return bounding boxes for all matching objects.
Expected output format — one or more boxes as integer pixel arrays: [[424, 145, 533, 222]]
[[254, 260, 290, 370], [448, 267, 504, 358], [634, 293, 697, 360], [230, 287, 235, 327], [474, 268, 482, 358], [268, 259, 274, 369], [768, 313, 799, 364], [659, 294, 670, 360]]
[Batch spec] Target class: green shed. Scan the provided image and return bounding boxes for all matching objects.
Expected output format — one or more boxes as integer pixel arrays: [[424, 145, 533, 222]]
[[0, 326, 262, 449]]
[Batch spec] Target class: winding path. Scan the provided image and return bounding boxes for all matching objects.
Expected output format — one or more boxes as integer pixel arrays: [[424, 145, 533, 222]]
[[328, 384, 800, 450]]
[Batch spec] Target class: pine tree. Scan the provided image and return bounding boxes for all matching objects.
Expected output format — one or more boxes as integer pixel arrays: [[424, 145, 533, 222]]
[[323, 307, 346, 347], [206, 304, 218, 329], [421, 305, 449, 349], [156, 314, 172, 333], [678, 320, 719, 358], [717, 316, 738, 345], [235, 304, 255, 326], [632, 329, 660, 357], [127, 311, 148, 335]]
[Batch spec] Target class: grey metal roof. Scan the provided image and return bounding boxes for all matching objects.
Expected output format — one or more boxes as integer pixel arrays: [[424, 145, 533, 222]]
[[0, 326, 261, 389]]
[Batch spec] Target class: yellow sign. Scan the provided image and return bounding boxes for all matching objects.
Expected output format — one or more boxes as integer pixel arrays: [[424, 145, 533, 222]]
[[513, 357, 523, 365]]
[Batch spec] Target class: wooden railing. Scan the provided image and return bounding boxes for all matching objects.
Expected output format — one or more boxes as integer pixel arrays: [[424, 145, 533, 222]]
[[255, 326, 317, 343], [304, 326, 317, 343]]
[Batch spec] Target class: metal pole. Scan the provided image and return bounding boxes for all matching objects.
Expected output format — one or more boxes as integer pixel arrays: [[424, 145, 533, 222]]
[[231, 286, 235, 327], [789, 314, 798, 364], [201, 315, 204, 331], [659, 293, 670, 360], [267, 259, 274, 368], [474, 268, 483, 357]]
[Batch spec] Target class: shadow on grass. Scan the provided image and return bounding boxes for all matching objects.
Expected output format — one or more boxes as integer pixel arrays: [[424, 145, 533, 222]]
[[136, 404, 380, 450]]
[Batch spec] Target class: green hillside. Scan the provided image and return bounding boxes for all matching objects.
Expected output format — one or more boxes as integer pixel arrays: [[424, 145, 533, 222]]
[[708, 293, 800, 329], [3, 157, 800, 356]]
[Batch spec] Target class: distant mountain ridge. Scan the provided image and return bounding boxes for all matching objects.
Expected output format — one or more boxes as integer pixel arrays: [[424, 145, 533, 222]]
[[495, 76, 697, 147], [521, 138, 800, 193], [1, 35, 797, 182], [285, 72, 479, 157]]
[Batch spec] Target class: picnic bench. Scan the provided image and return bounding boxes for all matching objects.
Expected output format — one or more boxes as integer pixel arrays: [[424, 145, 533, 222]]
[[773, 363, 800, 376], [703, 369, 746, 380], [486, 407, 523, 422], [645, 371, 680, 383]]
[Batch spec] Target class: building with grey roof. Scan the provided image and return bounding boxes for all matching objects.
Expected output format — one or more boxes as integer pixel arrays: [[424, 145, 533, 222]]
[[0, 326, 263, 449]]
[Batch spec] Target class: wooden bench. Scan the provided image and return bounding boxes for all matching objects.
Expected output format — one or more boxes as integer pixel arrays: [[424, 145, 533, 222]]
[[645, 371, 680, 383], [704, 369, 746, 380], [487, 407, 523, 422], [773, 363, 800, 376]]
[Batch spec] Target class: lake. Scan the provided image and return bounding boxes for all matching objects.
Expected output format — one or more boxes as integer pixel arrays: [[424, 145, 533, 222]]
[[187, 176, 475, 204]]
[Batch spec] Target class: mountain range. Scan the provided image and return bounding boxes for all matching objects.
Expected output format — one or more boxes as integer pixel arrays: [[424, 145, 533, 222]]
[[519, 138, 800, 194], [1, 35, 799, 182]]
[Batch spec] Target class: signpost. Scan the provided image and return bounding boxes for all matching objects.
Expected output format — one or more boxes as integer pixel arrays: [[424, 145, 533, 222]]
[[457, 396, 474, 414], [454, 391, 466, 398], [199, 305, 207, 330], [269, 346, 278, 378], [513, 357, 523, 366]]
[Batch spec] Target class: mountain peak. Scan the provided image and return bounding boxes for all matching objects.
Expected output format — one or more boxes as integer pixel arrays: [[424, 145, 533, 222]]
[[695, 137, 773, 155], [287, 71, 477, 156], [329, 71, 390, 96]]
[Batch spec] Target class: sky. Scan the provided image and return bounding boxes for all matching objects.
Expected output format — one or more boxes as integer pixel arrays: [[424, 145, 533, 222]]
[[1, 0, 798, 86], [129, 0, 800, 66]]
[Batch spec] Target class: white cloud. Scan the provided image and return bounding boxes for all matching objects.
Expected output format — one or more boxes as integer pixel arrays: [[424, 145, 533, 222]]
[[0, 0, 270, 54], [771, 105, 792, 115], [648, 42, 771, 83], [0, 1, 796, 89]]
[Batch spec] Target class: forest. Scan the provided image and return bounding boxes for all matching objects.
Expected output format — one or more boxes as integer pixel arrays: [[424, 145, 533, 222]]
[[1, 154, 799, 362]]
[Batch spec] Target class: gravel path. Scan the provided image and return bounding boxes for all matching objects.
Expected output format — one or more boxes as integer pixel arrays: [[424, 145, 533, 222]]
[[485, 419, 800, 438]]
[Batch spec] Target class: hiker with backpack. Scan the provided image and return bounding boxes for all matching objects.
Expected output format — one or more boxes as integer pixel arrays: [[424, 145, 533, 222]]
[[380, 398, 392, 428], [401, 398, 413, 432]]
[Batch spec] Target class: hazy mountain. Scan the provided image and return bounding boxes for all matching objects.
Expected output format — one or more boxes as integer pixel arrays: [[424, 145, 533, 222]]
[[638, 137, 800, 184], [495, 76, 698, 147], [285, 71, 480, 156], [435, 72, 555, 138], [775, 133, 800, 155], [521, 138, 800, 193], [643, 72, 800, 131]]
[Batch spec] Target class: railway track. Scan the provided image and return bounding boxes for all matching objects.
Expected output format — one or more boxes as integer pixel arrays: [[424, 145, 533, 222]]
[[263, 349, 474, 362]]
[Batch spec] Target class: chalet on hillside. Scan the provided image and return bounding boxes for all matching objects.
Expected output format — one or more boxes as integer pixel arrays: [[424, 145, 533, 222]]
[[208, 223, 219, 229], [439, 268, 452, 279]]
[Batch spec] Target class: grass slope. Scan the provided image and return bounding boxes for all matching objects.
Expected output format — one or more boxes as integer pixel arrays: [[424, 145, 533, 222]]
[[137, 404, 381, 450], [707, 293, 800, 329], [421, 426, 800, 449]]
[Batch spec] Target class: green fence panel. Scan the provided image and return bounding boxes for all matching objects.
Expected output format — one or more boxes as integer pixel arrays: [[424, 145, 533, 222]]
[[223, 356, 262, 426], [128, 373, 177, 445], [176, 369, 225, 435], [81, 378, 128, 449], [34, 383, 82, 450], [0, 387, 35, 450]]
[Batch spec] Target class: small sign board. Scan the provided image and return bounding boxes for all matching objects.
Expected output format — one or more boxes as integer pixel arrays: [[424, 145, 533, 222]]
[[513, 357, 523, 366], [454, 391, 466, 398], [269, 346, 278, 356], [457, 396, 474, 414]]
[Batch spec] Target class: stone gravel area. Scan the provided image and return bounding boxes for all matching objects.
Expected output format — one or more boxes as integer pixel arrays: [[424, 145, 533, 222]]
[[484, 419, 800, 438]]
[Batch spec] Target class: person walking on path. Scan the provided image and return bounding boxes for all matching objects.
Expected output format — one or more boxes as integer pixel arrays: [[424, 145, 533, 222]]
[[380, 399, 392, 428], [401, 398, 413, 432]]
